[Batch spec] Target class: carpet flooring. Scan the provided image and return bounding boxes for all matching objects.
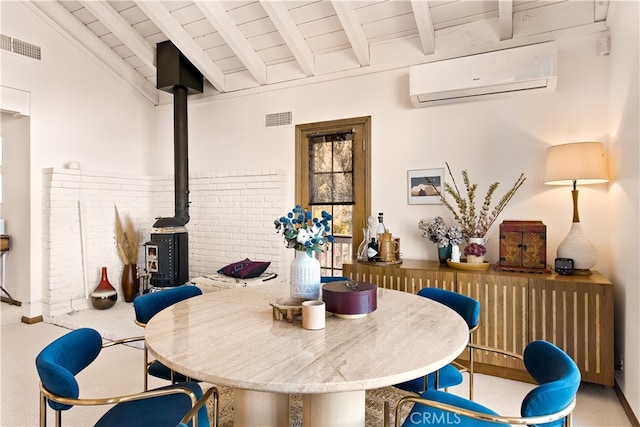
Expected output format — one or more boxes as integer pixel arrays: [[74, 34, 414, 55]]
[[1, 302, 633, 426], [47, 302, 144, 349]]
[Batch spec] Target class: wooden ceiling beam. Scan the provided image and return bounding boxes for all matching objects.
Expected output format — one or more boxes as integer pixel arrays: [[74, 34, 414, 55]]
[[135, 0, 227, 93], [595, 0, 610, 21], [79, 0, 156, 71], [499, 0, 514, 40], [331, 1, 370, 67], [194, 1, 266, 85], [411, 0, 435, 55], [260, 1, 314, 76]]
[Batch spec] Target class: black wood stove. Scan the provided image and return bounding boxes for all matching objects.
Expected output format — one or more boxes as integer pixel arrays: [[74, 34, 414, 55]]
[[144, 41, 202, 290]]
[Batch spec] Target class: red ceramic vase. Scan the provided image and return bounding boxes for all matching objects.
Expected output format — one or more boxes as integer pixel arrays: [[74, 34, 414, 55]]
[[91, 266, 117, 309]]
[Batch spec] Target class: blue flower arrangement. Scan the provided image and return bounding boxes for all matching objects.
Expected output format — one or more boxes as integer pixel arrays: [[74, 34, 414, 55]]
[[274, 205, 334, 255]]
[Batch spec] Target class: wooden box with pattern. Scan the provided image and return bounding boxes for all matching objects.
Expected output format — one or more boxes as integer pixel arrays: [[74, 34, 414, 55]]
[[495, 220, 551, 273]]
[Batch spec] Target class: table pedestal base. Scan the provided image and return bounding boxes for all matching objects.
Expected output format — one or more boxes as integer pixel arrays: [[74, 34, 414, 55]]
[[233, 389, 289, 426], [233, 389, 366, 427], [303, 390, 365, 426]]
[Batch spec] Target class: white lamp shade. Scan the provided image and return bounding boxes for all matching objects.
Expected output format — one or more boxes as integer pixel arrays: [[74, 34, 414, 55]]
[[544, 142, 609, 185]]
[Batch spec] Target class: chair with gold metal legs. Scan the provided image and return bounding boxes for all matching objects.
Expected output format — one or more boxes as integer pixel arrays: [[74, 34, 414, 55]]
[[35, 327, 218, 427], [176, 386, 218, 427], [393, 287, 480, 399], [134, 285, 203, 390], [393, 340, 580, 427]]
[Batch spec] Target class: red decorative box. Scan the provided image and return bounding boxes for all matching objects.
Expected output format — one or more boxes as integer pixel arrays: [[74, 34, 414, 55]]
[[495, 220, 551, 273], [322, 281, 377, 318]]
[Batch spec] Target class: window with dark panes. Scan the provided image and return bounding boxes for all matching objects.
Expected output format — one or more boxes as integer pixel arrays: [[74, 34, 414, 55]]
[[309, 132, 354, 205]]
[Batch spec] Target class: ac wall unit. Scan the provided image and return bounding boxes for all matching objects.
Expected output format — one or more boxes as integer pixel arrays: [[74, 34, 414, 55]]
[[409, 41, 557, 107]]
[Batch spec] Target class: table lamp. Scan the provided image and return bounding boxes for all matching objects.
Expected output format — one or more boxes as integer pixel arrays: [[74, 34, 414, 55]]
[[544, 142, 609, 275]]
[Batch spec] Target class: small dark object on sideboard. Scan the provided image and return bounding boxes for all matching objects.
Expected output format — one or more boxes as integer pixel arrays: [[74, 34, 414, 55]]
[[555, 258, 575, 275]]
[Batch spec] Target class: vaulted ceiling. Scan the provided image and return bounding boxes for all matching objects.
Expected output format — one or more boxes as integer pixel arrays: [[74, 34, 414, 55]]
[[26, 1, 610, 105]]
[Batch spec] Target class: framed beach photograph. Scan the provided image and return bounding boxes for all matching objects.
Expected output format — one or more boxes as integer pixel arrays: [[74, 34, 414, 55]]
[[407, 168, 444, 205]]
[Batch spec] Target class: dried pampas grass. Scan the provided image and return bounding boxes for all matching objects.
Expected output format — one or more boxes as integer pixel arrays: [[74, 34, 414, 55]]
[[115, 206, 140, 265]]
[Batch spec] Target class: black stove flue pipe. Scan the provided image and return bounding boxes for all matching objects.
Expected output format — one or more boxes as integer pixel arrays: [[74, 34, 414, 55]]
[[162, 84, 189, 227], [153, 40, 203, 228], [173, 85, 189, 226]]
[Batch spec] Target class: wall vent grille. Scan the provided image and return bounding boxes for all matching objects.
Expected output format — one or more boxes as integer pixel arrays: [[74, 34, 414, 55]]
[[265, 111, 292, 127], [0, 34, 11, 52], [13, 38, 41, 60], [0, 34, 41, 60]]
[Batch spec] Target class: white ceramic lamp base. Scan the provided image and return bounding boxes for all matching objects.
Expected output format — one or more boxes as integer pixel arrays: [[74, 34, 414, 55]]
[[557, 222, 597, 274]]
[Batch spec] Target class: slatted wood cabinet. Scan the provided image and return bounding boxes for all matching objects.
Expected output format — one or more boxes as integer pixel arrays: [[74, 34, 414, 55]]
[[343, 259, 614, 386]]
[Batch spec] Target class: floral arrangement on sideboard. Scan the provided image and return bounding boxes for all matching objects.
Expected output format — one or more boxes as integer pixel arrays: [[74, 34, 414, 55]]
[[464, 242, 487, 257], [418, 216, 464, 248], [463, 242, 488, 264], [274, 205, 334, 255], [429, 163, 526, 239]]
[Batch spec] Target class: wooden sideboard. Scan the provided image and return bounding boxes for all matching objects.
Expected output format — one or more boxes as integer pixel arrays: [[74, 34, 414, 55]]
[[343, 259, 614, 386]]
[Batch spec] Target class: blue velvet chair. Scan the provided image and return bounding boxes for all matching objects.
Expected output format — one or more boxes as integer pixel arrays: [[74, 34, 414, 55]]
[[321, 276, 350, 283], [176, 386, 218, 427], [134, 285, 203, 390], [394, 287, 480, 399], [35, 327, 217, 427], [394, 340, 581, 427]]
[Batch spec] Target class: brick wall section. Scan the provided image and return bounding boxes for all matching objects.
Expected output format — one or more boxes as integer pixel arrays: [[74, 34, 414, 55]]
[[188, 170, 287, 277], [43, 168, 288, 318]]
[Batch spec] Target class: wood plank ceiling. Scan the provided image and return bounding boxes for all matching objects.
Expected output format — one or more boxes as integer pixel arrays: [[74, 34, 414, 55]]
[[27, 1, 610, 105]]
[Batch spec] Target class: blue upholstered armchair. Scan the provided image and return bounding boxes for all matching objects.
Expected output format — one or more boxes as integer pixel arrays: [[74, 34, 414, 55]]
[[134, 285, 203, 390], [393, 340, 581, 427], [35, 327, 217, 427], [394, 287, 480, 399], [321, 276, 350, 283]]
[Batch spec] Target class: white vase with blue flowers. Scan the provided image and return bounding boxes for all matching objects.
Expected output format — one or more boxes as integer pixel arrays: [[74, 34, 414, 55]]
[[275, 205, 333, 299]]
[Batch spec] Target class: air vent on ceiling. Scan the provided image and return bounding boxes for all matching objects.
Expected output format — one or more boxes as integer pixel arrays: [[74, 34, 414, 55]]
[[0, 34, 41, 60], [265, 111, 292, 128]]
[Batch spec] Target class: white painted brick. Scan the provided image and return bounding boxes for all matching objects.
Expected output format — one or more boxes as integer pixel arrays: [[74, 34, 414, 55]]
[[43, 168, 288, 317]]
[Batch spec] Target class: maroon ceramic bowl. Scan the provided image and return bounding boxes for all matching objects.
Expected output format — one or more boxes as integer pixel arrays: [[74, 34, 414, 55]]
[[322, 281, 377, 318]]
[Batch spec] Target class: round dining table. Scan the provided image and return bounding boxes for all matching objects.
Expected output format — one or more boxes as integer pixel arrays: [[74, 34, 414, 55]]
[[145, 281, 468, 426]]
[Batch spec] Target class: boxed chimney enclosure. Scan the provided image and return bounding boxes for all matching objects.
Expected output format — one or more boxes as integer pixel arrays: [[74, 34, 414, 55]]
[[145, 40, 203, 289]]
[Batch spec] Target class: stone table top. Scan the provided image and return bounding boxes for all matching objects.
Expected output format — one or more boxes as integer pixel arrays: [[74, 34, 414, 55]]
[[145, 281, 468, 394]]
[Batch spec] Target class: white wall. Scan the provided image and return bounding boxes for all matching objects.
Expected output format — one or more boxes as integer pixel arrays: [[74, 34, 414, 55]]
[[150, 33, 613, 277], [0, 113, 30, 303], [608, 1, 640, 419], [1, 1, 156, 318]]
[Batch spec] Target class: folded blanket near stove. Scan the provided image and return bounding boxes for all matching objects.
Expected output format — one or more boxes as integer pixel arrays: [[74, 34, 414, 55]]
[[191, 272, 278, 292]]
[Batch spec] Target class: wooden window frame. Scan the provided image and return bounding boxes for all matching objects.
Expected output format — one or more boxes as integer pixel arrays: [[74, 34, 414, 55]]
[[295, 116, 371, 261]]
